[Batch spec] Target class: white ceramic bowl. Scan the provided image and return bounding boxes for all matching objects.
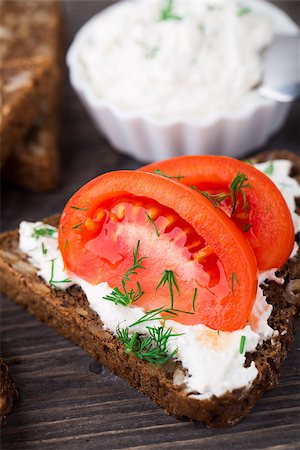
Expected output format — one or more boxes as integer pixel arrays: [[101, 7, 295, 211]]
[[67, 0, 298, 162]]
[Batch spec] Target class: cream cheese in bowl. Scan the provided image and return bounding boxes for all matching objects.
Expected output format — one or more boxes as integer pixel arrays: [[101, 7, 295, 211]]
[[74, 0, 273, 120], [68, 0, 298, 160]]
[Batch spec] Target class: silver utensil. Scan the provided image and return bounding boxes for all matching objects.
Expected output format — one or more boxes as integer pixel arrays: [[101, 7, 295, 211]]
[[259, 33, 300, 102]]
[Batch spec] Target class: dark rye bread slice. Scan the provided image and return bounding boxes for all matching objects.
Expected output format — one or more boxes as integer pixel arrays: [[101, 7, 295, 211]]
[[4, 72, 61, 192], [0, 151, 299, 428], [1, 0, 63, 190], [0, 358, 17, 427], [0, 58, 56, 167]]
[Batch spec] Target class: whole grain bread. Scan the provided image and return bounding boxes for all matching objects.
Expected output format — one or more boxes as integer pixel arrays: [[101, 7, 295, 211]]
[[0, 151, 299, 428], [0, 358, 17, 427], [0, 0, 63, 190], [0, 58, 56, 167]]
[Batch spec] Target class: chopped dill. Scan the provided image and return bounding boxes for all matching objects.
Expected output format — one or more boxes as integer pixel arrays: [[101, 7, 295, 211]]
[[116, 323, 180, 365], [230, 272, 240, 296], [237, 7, 252, 17], [145, 212, 160, 237], [32, 226, 56, 240], [70, 205, 88, 211], [63, 239, 69, 250], [153, 169, 184, 182], [42, 242, 47, 256], [159, 0, 182, 21], [191, 171, 251, 217], [243, 223, 252, 233], [264, 162, 274, 175], [103, 240, 147, 306], [192, 288, 197, 312], [49, 259, 71, 286], [239, 335, 246, 354], [73, 222, 84, 230], [156, 270, 180, 308]]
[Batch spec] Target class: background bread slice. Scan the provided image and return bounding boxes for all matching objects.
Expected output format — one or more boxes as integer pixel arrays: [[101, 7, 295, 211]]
[[0, 357, 17, 427], [0, 58, 56, 167], [0, 151, 299, 428], [0, 0, 63, 190]]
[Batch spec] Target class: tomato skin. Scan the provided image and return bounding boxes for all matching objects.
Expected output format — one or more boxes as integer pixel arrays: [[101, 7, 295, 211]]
[[59, 170, 258, 332], [140, 156, 294, 270]]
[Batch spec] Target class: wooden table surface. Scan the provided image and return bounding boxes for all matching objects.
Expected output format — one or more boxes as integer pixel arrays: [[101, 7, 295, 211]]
[[1, 1, 300, 449]]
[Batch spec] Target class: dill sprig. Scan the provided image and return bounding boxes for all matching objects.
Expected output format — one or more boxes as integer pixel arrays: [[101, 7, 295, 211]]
[[129, 306, 178, 328], [239, 335, 246, 354], [159, 0, 182, 21], [264, 162, 274, 175], [243, 223, 252, 233], [237, 7, 252, 17], [49, 259, 71, 286], [153, 169, 184, 182], [230, 172, 251, 216], [42, 242, 47, 256], [103, 241, 147, 306], [73, 222, 84, 230], [145, 212, 160, 237], [192, 288, 197, 312], [191, 171, 251, 217], [230, 272, 240, 296], [70, 205, 88, 211], [156, 270, 180, 308], [117, 323, 180, 365], [32, 226, 56, 240]]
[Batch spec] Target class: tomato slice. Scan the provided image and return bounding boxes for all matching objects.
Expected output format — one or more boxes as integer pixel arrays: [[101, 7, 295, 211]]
[[58, 171, 257, 331], [140, 156, 294, 270]]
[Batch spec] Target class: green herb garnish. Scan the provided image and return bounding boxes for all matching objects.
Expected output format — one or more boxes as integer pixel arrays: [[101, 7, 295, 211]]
[[156, 270, 180, 308], [73, 222, 84, 230], [243, 223, 252, 233], [63, 239, 69, 250], [192, 288, 197, 312], [116, 323, 180, 365], [159, 0, 182, 21], [237, 7, 252, 17], [103, 241, 147, 306], [264, 162, 274, 175], [145, 212, 160, 237], [230, 272, 240, 296], [129, 306, 178, 328], [42, 242, 47, 256], [49, 259, 71, 286], [32, 226, 56, 240], [191, 172, 251, 217], [70, 205, 88, 211], [154, 169, 184, 182], [239, 335, 246, 354]]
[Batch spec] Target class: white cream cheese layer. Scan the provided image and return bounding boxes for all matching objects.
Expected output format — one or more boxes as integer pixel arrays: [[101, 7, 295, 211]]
[[18, 159, 300, 400], [75, 0, 273, 120]]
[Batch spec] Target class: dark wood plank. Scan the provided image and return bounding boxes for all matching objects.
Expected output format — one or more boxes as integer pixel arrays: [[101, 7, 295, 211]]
[[1, 1, 300, 449]]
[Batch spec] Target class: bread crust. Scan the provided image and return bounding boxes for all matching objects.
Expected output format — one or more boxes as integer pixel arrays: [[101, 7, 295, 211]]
[[0, 151, 299, 427], [0, 58, 57, 167], [0, 0, 63, 189]]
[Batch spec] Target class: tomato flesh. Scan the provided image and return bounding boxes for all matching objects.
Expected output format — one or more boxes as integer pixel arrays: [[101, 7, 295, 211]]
[[140, 156, 294, 270], [59, 171, 258, 331]]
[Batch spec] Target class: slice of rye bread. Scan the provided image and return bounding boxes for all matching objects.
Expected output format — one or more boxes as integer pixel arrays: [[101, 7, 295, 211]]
[[0, 58, 57, 167], [0, 358, 18, 427], [0, 0, 63, 190], [4, 71, 61, 192], [0, 150, 299, 428]]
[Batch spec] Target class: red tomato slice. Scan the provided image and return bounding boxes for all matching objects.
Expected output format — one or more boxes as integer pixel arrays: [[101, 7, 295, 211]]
[[140, 156, 294, 270], [58, 171, 257, 331]]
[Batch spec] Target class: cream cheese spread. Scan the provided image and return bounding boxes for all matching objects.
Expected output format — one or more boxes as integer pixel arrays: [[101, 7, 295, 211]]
[[74, 0, 273, 120], [18, 159, 300, 399]]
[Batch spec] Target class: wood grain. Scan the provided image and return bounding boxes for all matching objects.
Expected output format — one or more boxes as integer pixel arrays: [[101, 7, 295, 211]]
[[1, 1, 300, 449]]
